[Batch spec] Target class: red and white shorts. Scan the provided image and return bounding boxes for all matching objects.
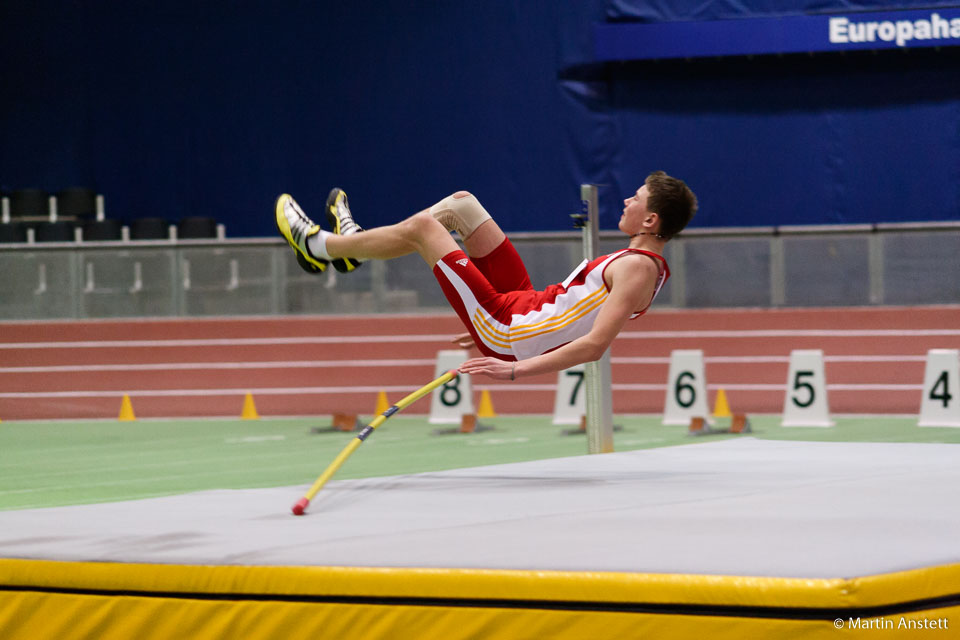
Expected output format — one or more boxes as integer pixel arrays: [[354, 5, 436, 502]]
[[432, 238, 540, 361]]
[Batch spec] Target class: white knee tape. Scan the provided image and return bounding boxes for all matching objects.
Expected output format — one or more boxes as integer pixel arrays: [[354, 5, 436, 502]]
[[429, 192, 492, 239]]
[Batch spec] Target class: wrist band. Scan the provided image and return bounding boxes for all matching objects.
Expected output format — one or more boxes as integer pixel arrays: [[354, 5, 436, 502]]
[[510, 363, 515, 381]]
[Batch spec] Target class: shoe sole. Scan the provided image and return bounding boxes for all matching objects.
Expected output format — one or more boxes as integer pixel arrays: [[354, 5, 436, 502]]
[[325, 188, 363, 273], [275, 194, 327, 274]]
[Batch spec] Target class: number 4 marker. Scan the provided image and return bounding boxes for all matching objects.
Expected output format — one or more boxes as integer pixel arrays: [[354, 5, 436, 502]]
[[919, 349, 960, 427]]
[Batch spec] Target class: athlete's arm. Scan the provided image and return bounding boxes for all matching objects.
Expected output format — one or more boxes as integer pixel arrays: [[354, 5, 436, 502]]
[[460, 256, 657, 380]]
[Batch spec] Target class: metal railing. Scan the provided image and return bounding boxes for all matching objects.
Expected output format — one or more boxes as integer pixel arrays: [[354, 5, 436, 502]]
[[1, 222, 958, 320]]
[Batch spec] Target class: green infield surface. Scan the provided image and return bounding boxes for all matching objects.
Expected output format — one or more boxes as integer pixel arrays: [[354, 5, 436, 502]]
[[2, 415, 958, 511]]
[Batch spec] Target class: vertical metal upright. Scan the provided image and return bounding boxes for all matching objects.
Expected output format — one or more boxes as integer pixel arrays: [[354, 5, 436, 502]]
[[579, 184, 615, 454], [271, 245, 288, 314]]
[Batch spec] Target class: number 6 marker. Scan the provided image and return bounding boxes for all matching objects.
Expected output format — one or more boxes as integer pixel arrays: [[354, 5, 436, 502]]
[[663, 350, 710, 425]]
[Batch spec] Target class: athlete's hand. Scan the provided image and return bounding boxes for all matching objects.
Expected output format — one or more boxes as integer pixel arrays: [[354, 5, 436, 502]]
[[459, 357, 515, 380], [451, 332, 476, 349]]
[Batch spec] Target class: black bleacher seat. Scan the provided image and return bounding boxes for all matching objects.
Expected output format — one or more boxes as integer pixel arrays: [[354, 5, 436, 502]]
[[56, 187, 98, 220], [0, 221, 29, 244], [34, 220, 76, 242], [130, 217, 169, 240], [177, 216, 218, 239], [10, 188, 49, 218], [82, 219, 122, 241]]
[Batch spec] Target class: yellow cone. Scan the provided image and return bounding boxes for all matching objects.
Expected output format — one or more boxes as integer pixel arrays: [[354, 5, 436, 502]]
[[241, 393, 260, 420], [374, 390, 390, 415], [713, 388, 732, 418], [118, 394, 136, 421], [477, 389, 497, 418]]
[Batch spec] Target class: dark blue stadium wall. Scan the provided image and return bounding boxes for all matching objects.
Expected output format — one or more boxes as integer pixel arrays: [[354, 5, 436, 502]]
[[598, 0, 960, 228], [1, 1, 957, 236]]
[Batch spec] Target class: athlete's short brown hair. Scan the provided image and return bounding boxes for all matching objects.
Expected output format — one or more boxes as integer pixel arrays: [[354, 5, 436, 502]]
[[645, 171, 697, 239]]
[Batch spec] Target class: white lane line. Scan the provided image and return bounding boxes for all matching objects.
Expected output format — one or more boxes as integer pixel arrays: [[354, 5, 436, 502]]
[[0, 336, 453, 349], [0, 359, 435, 373], [0, 355, 928, 374], [612, 355, 927, 364], [0, 383, 923, 399], [620, 329, 960, 338], [2, 328, 958, 349], [0, 386, 437, 399]]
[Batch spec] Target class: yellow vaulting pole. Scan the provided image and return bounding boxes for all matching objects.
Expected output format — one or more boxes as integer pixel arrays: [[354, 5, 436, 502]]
[[291, 369, 459, 515]]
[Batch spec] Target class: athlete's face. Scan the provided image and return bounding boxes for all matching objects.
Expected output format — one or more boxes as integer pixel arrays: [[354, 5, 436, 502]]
[[619, 185, 650, 235]]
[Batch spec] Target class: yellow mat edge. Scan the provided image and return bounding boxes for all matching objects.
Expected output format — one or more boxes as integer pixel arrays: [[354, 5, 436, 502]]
[[2, 558, 959, 610]]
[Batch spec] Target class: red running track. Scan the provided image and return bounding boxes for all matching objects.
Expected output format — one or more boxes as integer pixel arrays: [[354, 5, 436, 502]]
[[1, 306, 958, 420]]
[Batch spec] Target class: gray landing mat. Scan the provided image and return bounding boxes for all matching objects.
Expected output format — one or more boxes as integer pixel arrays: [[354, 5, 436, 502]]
[[2, 439, 958, 579]]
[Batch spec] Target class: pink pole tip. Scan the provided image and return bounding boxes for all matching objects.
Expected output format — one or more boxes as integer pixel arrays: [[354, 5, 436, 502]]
[[292, 497, 309, 516]]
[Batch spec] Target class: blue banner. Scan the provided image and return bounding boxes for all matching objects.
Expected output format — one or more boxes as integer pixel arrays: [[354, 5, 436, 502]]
[[595, 7, 960, 61]]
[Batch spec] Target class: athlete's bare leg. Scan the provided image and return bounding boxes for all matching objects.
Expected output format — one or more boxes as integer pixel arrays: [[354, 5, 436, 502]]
[[462, 219, 506, 258], [324, 190, 505, 264], [324, 210, 459, 267]]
